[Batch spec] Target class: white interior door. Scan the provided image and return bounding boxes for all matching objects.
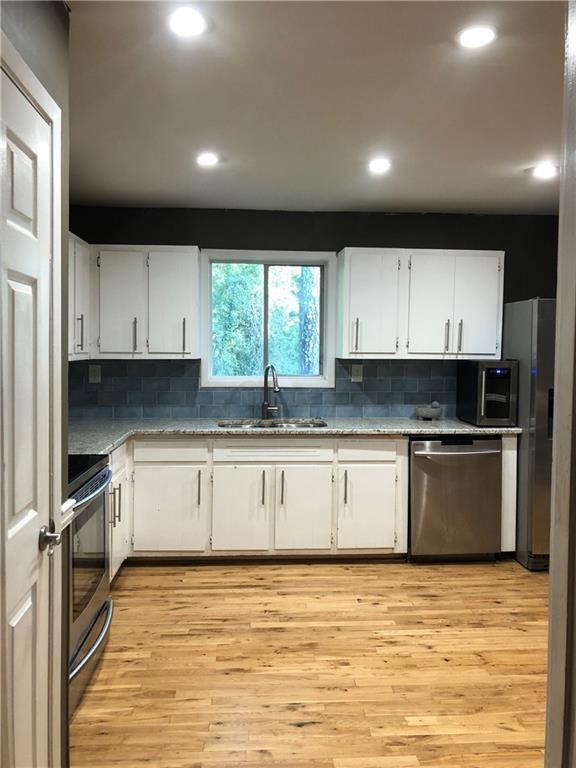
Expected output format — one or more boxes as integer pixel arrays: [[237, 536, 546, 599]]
[[337, 464, 396, 549], [349, 251, 400, 354], [274, 465, 333, 549], [133, 464, 208, 551], [212, 465, 271, 550], [1, 68, 53, 768], [148, 250, 197, 354], [74, 238, 91, 356], [98, 250, 146, 353], [407, 251, 455, 355], [453, 252, 502, 356]]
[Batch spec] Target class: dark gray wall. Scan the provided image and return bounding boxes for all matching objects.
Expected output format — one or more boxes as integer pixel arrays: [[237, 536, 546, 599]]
[[2, 1, 70, 490], [70, 207, 559, 303]]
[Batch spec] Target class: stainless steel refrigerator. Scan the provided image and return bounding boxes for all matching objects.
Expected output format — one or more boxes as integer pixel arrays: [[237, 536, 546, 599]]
[[503, 298, 555, 570]]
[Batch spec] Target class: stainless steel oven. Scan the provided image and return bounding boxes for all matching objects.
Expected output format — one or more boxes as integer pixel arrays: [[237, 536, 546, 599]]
[[66, 454, 114, 714]]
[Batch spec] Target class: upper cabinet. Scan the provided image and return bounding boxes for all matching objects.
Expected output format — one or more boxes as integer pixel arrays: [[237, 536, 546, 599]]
[[68, 233, 92, 360], [338, 247, 504, 360], [337, 248, 403, 358], [94, 245, 200, 358], [147, 249, 199, 354], [98, 250, 147, 354]]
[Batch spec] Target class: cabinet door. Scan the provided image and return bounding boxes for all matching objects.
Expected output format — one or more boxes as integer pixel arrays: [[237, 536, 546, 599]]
[[133, 464, 208, 551], [453, 252, 502, 356], [407, 251, 455, 355], [212, 465, 271, 550], [348, 251, 400, 354], [68, 236, 76, 357], [148, 250, 198, 354], [74, 239, 91, 356], [109, 468, 130, 580], [99, 251, 146, 353], [337, 464, 396, 549], [275, 465, 333, 549]]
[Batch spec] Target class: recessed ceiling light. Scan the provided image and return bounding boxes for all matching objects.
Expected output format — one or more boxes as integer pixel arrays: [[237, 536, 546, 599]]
[[368, 157, 391, 175], [532, 161, 558, 180], [169, 7, 207, 38], [457, 25, 497, 49], [196, 151, 219, 167]]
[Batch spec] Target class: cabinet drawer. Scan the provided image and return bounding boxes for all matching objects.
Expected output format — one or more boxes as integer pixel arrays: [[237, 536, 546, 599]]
[[133, 439, 208, 463], [213, 440, 333, 463], [337, 440, 397, 462]]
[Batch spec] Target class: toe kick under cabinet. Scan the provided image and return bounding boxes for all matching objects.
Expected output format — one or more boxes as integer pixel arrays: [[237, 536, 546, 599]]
[[128, 437, 409, 558]]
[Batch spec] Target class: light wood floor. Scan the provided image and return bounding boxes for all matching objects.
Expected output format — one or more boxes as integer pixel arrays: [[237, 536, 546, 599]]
[[70, 561, 549, 768]]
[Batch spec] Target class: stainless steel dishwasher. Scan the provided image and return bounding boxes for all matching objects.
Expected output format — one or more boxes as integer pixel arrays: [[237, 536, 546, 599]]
[[410, 438, 502, 558]]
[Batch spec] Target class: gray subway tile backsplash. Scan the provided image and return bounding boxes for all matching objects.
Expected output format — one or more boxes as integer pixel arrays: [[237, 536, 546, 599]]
[[68, 359, 457, 419]]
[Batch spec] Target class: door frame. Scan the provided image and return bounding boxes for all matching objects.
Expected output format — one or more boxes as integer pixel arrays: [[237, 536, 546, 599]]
[[0, 32, 63, 767]]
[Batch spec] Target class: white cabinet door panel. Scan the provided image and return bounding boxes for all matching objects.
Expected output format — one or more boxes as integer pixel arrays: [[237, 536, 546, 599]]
[[349, 251, 399, 354], [337, 464, 396, 549], [133, 464, 207, 551], [110, 467, 130, 580], [74, 239, 91, 355], [407, 251, 455, 355], [99, 251, 146, 353], [148, 249, 198, 354], [212, 465, 271, 550], [275, 465, 332, 549], [68, 236, 76, 356], [453, 252, 502, 356]]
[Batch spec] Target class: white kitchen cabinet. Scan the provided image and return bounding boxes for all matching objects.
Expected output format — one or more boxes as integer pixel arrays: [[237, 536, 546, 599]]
[[407, 250, 456, 356], [68, 233, 92, 359], [212, 465, 272, 550], [274, 465, 333, 549], [109, 465, 131, 580], [133, 464, 208, 551], [453, 252, 502, 356], [98, 250, 147, 354], [148, 249, 199, 355], [337, 464, 396, 549], [337, 248, 403, 357], [406, 249, 503, 357]]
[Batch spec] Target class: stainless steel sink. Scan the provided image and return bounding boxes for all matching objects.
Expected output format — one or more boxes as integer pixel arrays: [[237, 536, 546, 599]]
[[218, 418, 328, 430]]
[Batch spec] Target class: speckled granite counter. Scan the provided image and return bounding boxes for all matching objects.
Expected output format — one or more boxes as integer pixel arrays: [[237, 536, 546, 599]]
[[68, 418, 521, 455]]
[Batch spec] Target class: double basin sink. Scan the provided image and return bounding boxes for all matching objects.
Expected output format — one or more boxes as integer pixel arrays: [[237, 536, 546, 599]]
[[218, 418, 328, 430]]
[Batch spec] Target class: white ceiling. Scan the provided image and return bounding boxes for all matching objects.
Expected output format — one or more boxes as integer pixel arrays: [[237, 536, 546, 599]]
[[69, 1, 565, 213]]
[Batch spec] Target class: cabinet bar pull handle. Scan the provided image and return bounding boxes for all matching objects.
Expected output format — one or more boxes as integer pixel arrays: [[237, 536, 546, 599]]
[[280, 470, 285, 506], [457, 319, 463, 352], [444, 319, 450, 352], [261, 470, 266, 506], [114, 484, 122, 523], [354, 318, 360, 351], [344, 469, 348, 505], [132, 317, 138, 352], [197, 469, 202, 506], [109, 486, 116, 528], [182, 317, 187, 354], [480, 369, 487, 417], [77, 314, 84, 351]]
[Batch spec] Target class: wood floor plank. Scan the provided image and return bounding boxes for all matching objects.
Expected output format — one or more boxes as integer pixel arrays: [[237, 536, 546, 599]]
[[70, 561, 548, 768]]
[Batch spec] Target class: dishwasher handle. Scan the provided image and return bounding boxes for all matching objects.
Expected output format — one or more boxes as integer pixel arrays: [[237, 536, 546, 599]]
[[414, 448, 501, 457]]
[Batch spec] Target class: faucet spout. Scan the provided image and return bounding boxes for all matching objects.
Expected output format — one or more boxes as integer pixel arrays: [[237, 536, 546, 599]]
[[262, 364, 281, 419]]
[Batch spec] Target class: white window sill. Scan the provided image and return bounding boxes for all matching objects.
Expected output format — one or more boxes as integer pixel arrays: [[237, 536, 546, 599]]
[[201, 374, 335, 389]]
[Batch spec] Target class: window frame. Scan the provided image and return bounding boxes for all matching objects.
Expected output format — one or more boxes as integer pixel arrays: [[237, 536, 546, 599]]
[[200, 249, 336, 388]]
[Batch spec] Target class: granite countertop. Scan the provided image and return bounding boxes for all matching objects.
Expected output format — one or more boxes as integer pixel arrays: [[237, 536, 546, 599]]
[[68, 417, 522, 455]]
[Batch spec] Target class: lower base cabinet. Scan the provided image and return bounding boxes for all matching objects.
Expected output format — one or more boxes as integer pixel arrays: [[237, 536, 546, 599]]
[[133, 464, 208, 551], [274, 465, 333, 549], [211, 465, 271, 550], [110, 467, 131, 580], [337, 464, 397, 549]]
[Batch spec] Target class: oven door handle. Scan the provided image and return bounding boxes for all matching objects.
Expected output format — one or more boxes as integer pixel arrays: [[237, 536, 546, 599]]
[[69, 599, 114, 681], [71, 468, 113, 513]]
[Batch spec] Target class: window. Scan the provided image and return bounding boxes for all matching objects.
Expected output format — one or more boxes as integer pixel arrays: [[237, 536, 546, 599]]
[[202, 251, 335, 387]]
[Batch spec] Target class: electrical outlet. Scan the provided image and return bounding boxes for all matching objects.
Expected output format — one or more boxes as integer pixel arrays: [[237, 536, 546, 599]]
[[88, 364, 101, 384], [350, 364, 363, 383]]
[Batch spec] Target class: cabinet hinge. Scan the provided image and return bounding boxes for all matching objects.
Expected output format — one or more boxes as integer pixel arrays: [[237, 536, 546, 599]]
[[131, 471, 135, 483], [394, 533, 398, 546], [130, 534, 134, 546], [398, 257, 401, 270], [331, 472, 335, 483], [408, 257, 412, 270], [498, 260, 502, 272], [210, 472, 214, 484], [146, 254, 150, 268], [395, 337, 399, 352], [146, 338, 149, 350], [496, 340, 500, 350], [97, 255, 100, 267], [331, 532, 335, 546], [395, 474, 398, 483], [406, 339, 409, 349], [209, 534, 213, 547], [97, 337, 101, 350]]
